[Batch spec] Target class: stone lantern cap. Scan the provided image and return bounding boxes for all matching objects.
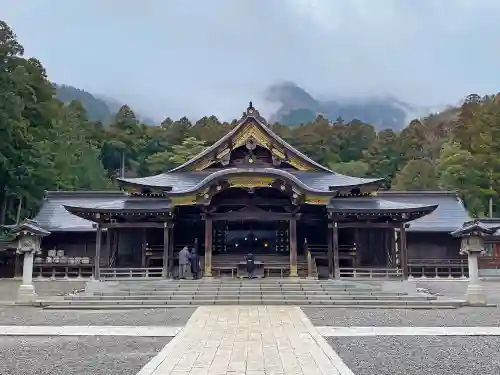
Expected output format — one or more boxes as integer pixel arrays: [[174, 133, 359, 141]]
[[7, 219, 51, 238], [451, 219, 500, 238]]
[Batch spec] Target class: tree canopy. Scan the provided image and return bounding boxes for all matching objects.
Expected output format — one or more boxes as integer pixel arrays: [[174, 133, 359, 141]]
[[1, 19, 500, 224]]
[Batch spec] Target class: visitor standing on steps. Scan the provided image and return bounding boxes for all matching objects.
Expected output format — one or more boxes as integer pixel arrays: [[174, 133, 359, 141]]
[[246, 253, 255, 279], [179, 246, 191, 279], [190, 247, 201, 279]]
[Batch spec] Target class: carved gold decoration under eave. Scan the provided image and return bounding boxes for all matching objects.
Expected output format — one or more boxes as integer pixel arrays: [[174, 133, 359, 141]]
[[305, 195, 332, 205], [186, 119, 323, 172], [227, 176, 274, 188], [170, 195, 198, 206], [288, 155, 313, 171], [190, 157, 213, 171]]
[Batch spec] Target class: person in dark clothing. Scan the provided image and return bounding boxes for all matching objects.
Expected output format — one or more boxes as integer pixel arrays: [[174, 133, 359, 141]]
[[190, 248, 201, 279], [245, 253, 255, 279]]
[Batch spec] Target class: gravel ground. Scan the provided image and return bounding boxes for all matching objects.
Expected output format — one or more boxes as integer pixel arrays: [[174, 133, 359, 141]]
[[0, 307, 196, 326], [0, 336, 169, 375], [0, 280, 87, 301], [304, 280, 500, 327], [328, 336, 500, 375], [303, 306, 500, 326]]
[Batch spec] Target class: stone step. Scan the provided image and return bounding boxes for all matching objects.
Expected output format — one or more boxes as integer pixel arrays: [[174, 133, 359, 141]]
[[111, 286, 372, 292], [42, 304, 461, 310], [66, 294, 436, 301], [113, 281, 366, 287], [40, 299, 464, 308], [52, 298, 453, 306], [94, 290, 407, 297]]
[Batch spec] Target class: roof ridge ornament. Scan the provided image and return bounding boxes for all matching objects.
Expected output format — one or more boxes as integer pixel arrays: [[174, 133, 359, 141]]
[[242, 101, 268, 127]]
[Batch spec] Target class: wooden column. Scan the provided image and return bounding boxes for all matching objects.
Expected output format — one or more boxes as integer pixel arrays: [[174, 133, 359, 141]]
[[327, 223, 333, 278], [162, 222, 170, 278], [400, 223, 408, 279], [140, 228, 146, 268], [289, 216, 298, 277], [332, 221, 340, 279], [204, 216, 213, 277], [94, 224, 102, 280], [105, 229, 111, 267], [168, 224, 175, 273]]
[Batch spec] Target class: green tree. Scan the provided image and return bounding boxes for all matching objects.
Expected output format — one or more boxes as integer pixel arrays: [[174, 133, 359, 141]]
[[393, 159, 437, 191], [363, 128, 400, 182], [103, 105, 143, 176], [329, 160, 369, 177], [146, 137, 206, 173], [436, 141, 483, 215]]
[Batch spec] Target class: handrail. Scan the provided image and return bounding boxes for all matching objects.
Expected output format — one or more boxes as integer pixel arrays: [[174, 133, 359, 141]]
[[100, 267, 163, 279], [339, 267, 401, 279]]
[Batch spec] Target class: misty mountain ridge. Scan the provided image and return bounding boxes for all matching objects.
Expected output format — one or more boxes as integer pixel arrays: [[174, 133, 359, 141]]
[[55, 82, 443, 130], [54, 84, 157, 125], [265, 82, 437, 130]]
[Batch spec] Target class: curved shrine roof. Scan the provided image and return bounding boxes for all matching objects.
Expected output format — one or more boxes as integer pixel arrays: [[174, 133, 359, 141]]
[[168, 104, 332, 173], [117, 168, 383, 193]]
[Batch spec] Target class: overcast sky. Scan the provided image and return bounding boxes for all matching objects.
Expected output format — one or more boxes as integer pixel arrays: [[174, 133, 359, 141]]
[[2, 0, 500, 120]]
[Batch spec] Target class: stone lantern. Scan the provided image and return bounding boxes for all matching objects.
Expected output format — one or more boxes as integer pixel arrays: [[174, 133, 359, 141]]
[[9, 219, 50, 303], [451, 220, 499, 306]]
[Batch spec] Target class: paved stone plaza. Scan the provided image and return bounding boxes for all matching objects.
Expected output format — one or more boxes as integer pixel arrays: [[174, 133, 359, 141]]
[[1, 280, 500, 374]]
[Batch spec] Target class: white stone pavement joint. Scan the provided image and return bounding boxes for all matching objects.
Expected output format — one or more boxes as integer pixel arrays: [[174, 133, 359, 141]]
[[136, 307, 203, 375], [3, 325, 500, 338], [0, 326, 182, 337], [294, 307, 356, 375], [317, 326, 500, 337]]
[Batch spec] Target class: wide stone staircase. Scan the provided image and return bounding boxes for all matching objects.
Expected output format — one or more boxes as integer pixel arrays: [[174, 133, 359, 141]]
[[38, 279, 466, 309]]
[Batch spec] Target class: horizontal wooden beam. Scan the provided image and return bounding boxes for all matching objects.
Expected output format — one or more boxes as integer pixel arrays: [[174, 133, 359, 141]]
[[94, 222, 172, 229], [333, 222, 400, 229]]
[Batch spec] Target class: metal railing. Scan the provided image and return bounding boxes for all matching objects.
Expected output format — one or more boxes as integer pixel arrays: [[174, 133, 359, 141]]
[[100, 267, 163, 279], [339, 267, 402, 279]]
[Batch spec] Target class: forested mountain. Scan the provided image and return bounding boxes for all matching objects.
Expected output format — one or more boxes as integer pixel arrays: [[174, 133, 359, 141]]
[[266, 82, 426, 130], [54, 84, 113, 122], [55, 85, 158, 125], [1, 19, 500, 228]]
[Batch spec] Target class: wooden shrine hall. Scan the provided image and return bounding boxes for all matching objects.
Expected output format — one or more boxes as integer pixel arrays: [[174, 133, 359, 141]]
[[56, 103, 439, 280]]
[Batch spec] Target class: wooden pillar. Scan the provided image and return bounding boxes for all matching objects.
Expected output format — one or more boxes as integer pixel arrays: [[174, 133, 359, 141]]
[[400, 223, 408, 279], [140, 228, 146, 268], [162, 222, 170, 278], [332, 221, 340, 279], [168, 224, 175, 273], [289, 216, 298, 277], [94, 224, 102, 280], [327, 223, 333, 278], [204, 216, 213, 277], [105, 229, 111, 267]]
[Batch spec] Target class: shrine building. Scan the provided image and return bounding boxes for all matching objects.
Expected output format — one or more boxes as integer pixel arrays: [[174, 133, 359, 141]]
[[5, 103, 474, 280]]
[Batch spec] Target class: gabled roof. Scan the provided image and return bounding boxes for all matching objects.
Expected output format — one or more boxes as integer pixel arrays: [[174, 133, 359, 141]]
[[167, 103, 332, 173], [64, 197, 172, 214], [117, 168, 382, 193], [327, 196, 438, 222], [465, 218, 500, 237], [34, 191, 126, 232], [8, 219, 51, 237], [377, 191, 471, 232], [451, 219, 500, 237]]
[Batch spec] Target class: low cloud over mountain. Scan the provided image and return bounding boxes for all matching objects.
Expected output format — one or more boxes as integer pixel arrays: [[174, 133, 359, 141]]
[[265, 82, 432, 130]]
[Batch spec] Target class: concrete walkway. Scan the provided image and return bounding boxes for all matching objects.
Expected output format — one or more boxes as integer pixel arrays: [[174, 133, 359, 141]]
[[138, 306, 354, 375]]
